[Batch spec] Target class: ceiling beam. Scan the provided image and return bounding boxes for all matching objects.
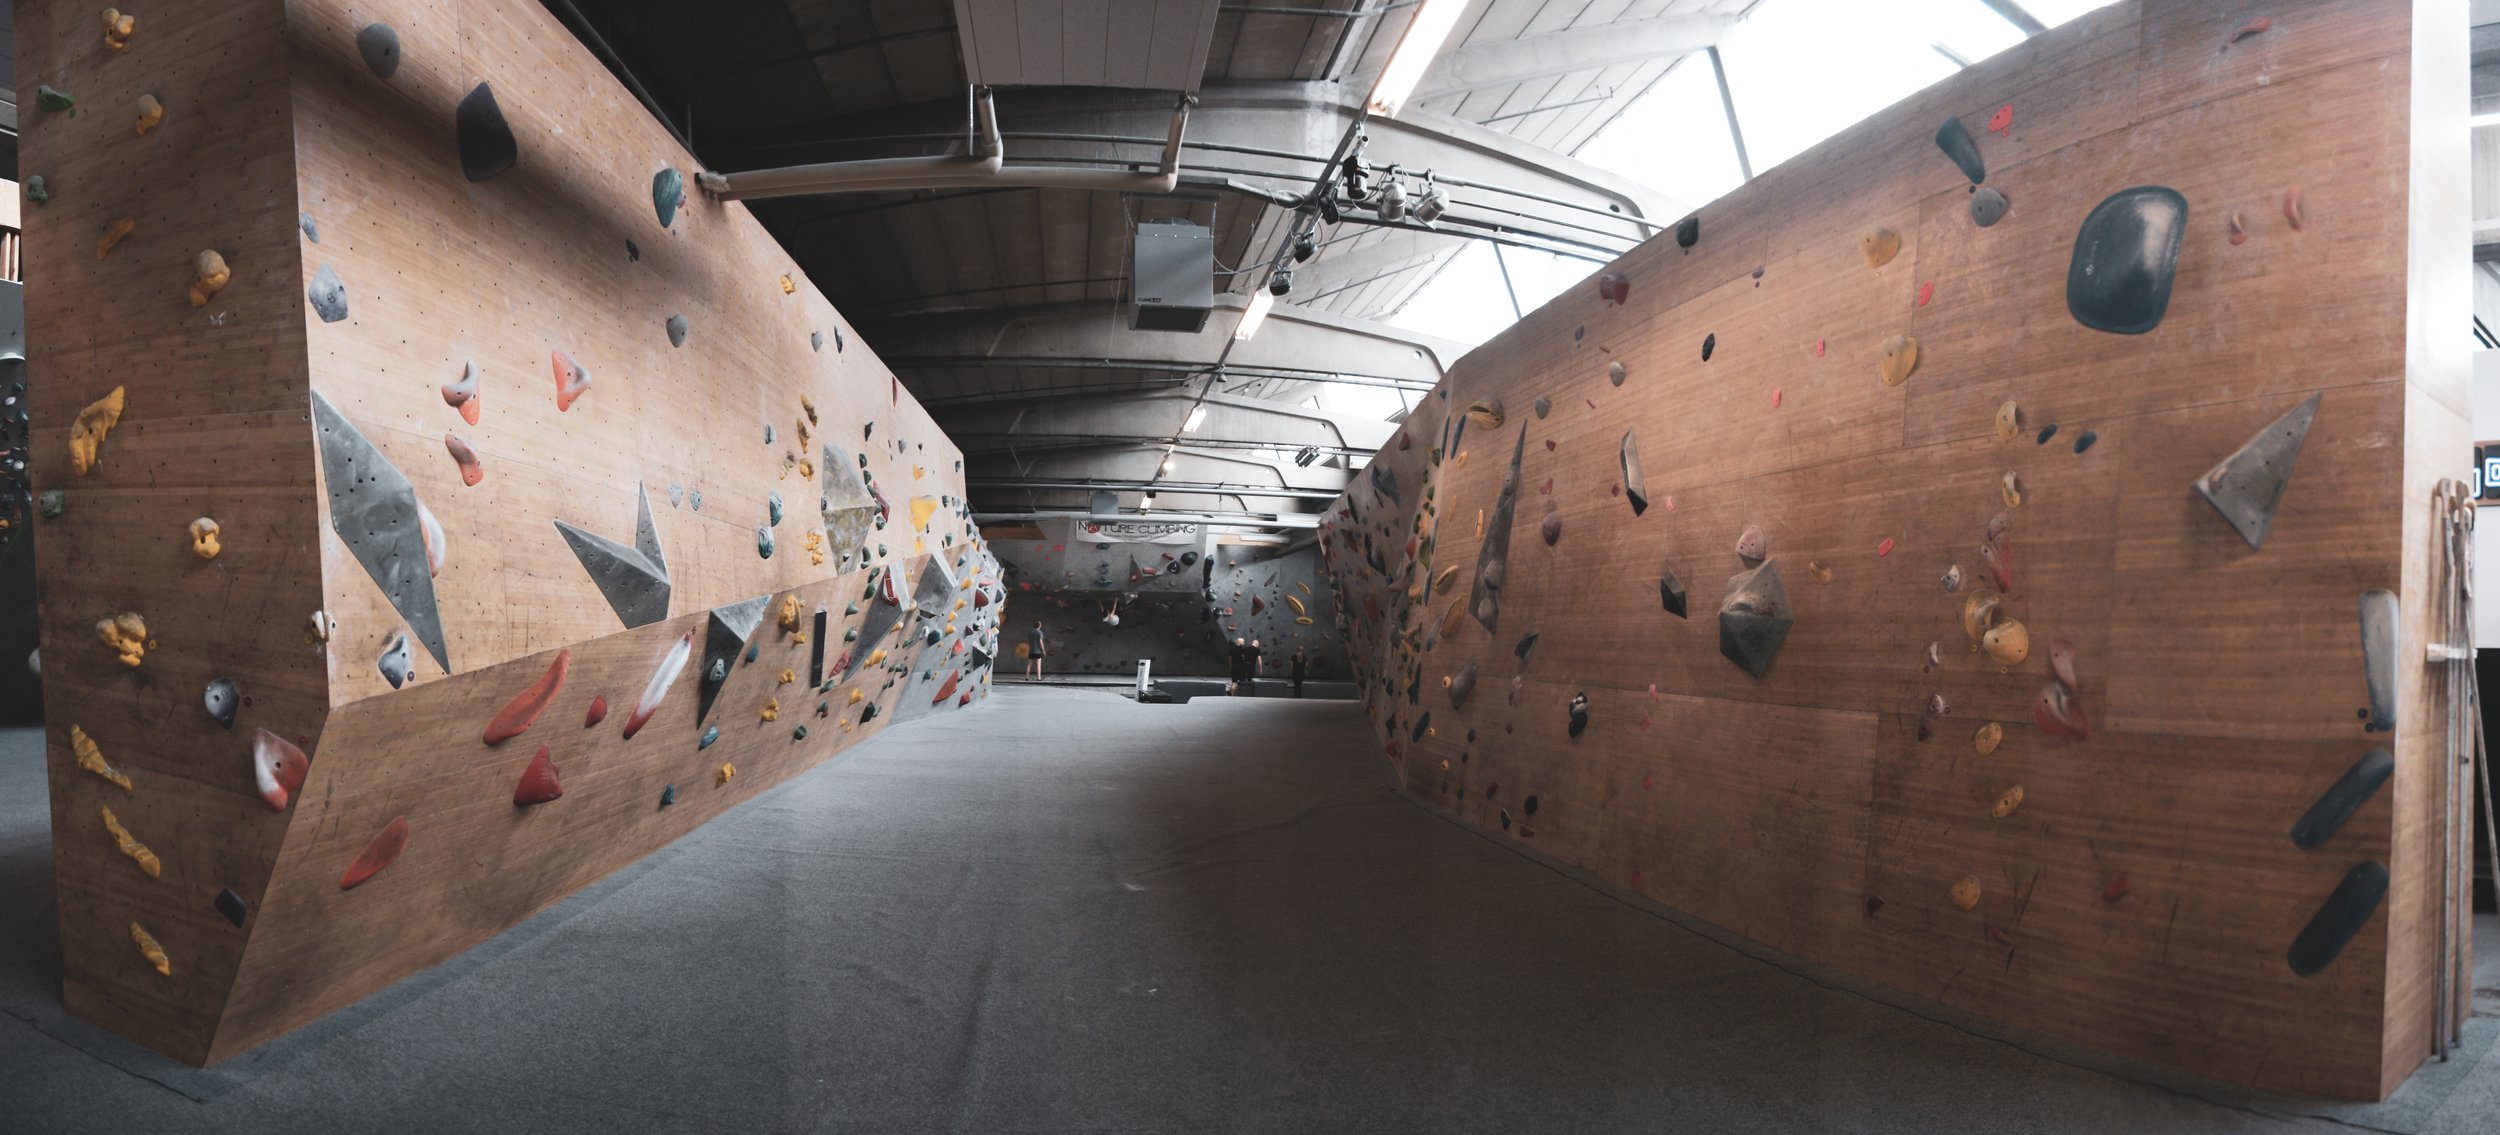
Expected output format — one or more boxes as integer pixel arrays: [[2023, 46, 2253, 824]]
[[1411, 15, 1736, 100]]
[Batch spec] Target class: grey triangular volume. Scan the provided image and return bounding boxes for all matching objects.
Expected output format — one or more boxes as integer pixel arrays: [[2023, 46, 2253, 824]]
[[911, 554, 960, 619], [2193, 393, 2319, 550], [311, 390, 451, 673], [697, 594, 773, 724], [553, 483, 671, 629]]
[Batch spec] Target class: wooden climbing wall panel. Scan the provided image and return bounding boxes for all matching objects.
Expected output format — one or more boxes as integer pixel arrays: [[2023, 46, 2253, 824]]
[[1319, 0, 2470, 1102], [22, 0, 1004, 1064]]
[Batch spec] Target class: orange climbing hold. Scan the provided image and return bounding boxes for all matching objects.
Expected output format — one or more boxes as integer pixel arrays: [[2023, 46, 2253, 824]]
[[513, 744, 564, 806], [131, 922, 170, 975], [443, 361, 482, 425], [584, 695, 607, 727], [339, 815, 409, 890], [72, 725, 134, 792], [189, 250, 231, 307], [1986, 104, 2011, 134], [95, 217, 135, 260], [444, 433, 484, 486], [484, 649, 569, 744], [550, 348, 592, 411], [69, 386, 126, 476], [96, 612, 148, 667], [2228, 16, 2272, 44], [931, 669, 960, 703]]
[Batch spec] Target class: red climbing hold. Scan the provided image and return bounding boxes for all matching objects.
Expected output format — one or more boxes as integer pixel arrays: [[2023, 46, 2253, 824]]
[[1916, 281, 1934, 307], [484, 648, 569, 745], [251, 729, 309, 811], [1251, 597, 1265, 615], [513, 744, 563, 806], [445, 433, 484, 486], [1771, 389, 1783, 409], [2227, 16, 2271, 45], [931, 670, 960, 703], [339, 815, 409, 890], [550, 349, 591, 411], [1596, 273, 1631, 305], [1812, 338, 1826, 358], [2282, 185, 2304, 231], [2035, 681, 2091, 740], [1876, 537, 1895, 557], [583, 695, 608, 727], [2102, 876, 2132, 902], [1538, 477, 1553, 495], [1986, 104, 2012, 134], [1545, 439, 1557, 452]]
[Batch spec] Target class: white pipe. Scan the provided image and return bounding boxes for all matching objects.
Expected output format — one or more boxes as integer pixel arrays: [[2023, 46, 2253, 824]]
[[706, 96, 1193, 200]]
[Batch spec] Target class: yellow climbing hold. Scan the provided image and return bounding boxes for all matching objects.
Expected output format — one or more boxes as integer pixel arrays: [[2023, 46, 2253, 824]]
[[1972, 721, 2003, 756], [1994, 401, 2021, 440], [761, 698, 780, 722], [1806, 561, 1834, 584], [69, 386, 126, 476], [135, 93, 166, 136], [778, 595, 802, 633], [1950, 875, 1981, 911], [1878, 335, 1919, 387], [1296, 581, 1311, 596], [72, 725, 131, 791], [1982, 618, 2030, 667], [910, 497, 939, 530], [779, 274, 796, 294], [102, 8, 136, 51], [188, 517, 221, 560], [718, 762, 737, 785], [96, 217, 135, 260], [131, 922, 169, 975], [1286, 594, 1307, 616], [847, 688, 864, 705], [96, 611, 148, 667], [1860, 226, 1901, 268], [2000, 472, 2022, 510], [189, 250, 230, 307], [776, 668, 795, 685], [1992, 784, 2026, 818], [101, 805, 160, 878]]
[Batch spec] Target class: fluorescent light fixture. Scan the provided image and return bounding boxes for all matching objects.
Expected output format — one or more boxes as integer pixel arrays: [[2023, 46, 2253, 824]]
[[1141, 493, 1157, 509], [1184, 405, 1209, 432], [2474, 112, 2500, 127], [1232, 289, 1274, 341], [1162, 458, 1176, 473], [1366, 0, 1467, 117]]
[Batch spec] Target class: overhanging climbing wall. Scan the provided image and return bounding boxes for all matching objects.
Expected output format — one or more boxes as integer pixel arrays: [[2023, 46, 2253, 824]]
[[21, 0, 1003, 1064], [1320, 0, 2470, 1101]]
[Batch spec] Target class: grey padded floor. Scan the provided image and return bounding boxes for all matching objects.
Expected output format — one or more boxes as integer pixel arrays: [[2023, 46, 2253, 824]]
[[0, 690, 2495, 1134]]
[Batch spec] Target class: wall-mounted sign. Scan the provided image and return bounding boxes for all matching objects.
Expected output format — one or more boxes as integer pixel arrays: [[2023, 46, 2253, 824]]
[[1081, 521, 1202, 542], [2476, 442, 2500, 505]]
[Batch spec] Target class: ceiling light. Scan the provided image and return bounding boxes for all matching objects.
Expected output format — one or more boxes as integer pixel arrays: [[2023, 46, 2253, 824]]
[[1269, 270, 1293, 297], [1162, 458, 1176, 473], [1292, 231, 1316, 262], [1184, 405, 1210, 432], [1366, 0, 1468, 117], [1412, 175, 1446, 225], [1376, 176, 1408, 222], [1232, 289, 1273, 341]]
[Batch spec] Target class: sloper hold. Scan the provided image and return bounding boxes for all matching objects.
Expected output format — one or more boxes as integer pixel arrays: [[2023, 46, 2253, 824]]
[[1718, 561, 1792, 679], [1469, 425, 1527, 634], [2359, 589, 2397, 732], [554, 482, 671, 629], [2066, 186, 2186, 334], [1620, 429, 1648, 516], [2193, 393, 2320, 550], [653, 168, 684, 228], [2287, 861, 2388, 977], [513, 744, 564, 806], [665, 314, 687, 347], [1675, 215, 1699, 248], [340, 816, 410, 890], [379, 631, 412, 688], [698, 595, 774, 724], [312, 390, 451, 671], [1933, 116, 1985, 184], [455, 83, 518, 181], [1659, 566, 1687, 618], [356, 23, 400, 76], [203, 677, 237, 728], [251, 729, 308, 810], [2290, 748, 2393, 850], [1970, 187, 2009, 227], [485, 649, 570, 745], [215, 888, 249, 927], [1448, 662, 1476, 708], [308, 264, 349, 323]]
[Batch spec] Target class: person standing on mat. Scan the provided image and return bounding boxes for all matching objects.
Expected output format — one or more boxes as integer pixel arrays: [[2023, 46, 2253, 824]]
[[1025, 621, 1046, 678], [1290, 647, 1308, 698], [1228, 636, 1249, 695], [1244, 638, 1266, 697]]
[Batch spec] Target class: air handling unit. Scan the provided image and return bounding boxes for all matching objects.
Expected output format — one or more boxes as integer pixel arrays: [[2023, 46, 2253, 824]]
[[1131, 219, 1213, 332]]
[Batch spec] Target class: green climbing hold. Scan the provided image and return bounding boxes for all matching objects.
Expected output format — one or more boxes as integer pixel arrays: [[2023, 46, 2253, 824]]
[[698, 725, 719, 749], [37, 490, 63, 519], [36, 86, 74, 113], [25, 177, 49, 205], [792, 725, 808, 740]]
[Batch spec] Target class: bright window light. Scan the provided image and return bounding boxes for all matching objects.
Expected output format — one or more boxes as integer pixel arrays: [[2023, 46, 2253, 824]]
[[1366, 0, 1468, 117], [1183, 405, 1209, 432], [1233, 288, 1274, 341], [1162, 458, 1175, 473]]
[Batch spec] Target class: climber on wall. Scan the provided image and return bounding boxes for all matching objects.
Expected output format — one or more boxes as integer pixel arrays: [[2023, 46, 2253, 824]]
[[1100, 594, 1125, 628]]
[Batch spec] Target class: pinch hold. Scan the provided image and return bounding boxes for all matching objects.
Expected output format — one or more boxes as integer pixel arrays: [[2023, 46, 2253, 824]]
[[96, 611, 148, 667], [188, 517, 221, 559], [69, 386, 126, 475], [189, 250, 230, 307], [134, 93, 163, 135]]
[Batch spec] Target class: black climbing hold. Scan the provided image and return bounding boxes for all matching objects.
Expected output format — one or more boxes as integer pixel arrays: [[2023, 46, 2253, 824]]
[[215, 888, 249, 927], [1567, 694, 1589, 738], [1523, 795, 1539, 815], [1499, 809, 1512, 830], [1701, 333, 1716, 362], [1675, 215, 1699, 248], [1934, 116, 1986, 184], [626, 240, 641, 261], [665, 314, 688, 347], [1660, 567, 1688, 619], [1864, 896, 1885, 917], [661, 783, 677, 807], [1514, 632, 1538, 663], [2036, 423, 2058, 445], [1410, 713, 1430, 742], [2287, 861, 2388, 977], [2072, 430, 2097, 454], [1970, 186, 2009, 227], [2290, 749, 2393, 850], [357, 23, 401, 77], [1718, 561, 1792, 679], [1573, 325, 1585, 344], [653, 168, 684, 228], [2066, 186, 2186, 335], [307, 263, 349, 323], [455, 82, 518, 182]]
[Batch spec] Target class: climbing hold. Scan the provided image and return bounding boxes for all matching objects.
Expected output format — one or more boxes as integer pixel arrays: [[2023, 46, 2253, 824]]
[[1916, 281, 1934, 307], [1961, 591, 2001, 646], [35, 85, 74, 113], [96, 217, 134, 260], [1620, 430, 1648, 516], [339, 816, 410, 890], [1973, 721, 2002, 756], [72, 725, 133, 792], [455, 83, 518, 181], [439, 432, 485, 486], [356, 22, 401, 76], [25, 177, 48, 205], [378, 631, 413, 688], [308, 611, 334, 642], [1605, 360, 1628, 387], [757, 525, 776, 558], [1539, 508, 1561, 547], [512, 744, 564, 806], [215, 888, 249, 927], [1951, 875, 1981, 911], [780, 275, 796, 294], [653, 168, 684, 227], [189, 250, 230, 307], [2001, 472, 2022, 509], [1933, 116, 1985, 184], [1806, 561, 1834, 584], [102, 8, 136, 50], [1878, 335, 1919, 387], [1465, 398, 1505, 429], [1860, 227, 1901, 268], [1568, 692, 1590, 738], [308, 263, 349, 322], [2358, 589, 2397, 732], [1940, 564, 1963, 593], [131, 923, 170, 976], [2228, 211, 2248, 245], [2048, 637, 2079, 695], [2291, 748, 2394, 850], [2193, 392, 2319, 550], [203, 678, 238, 728], [665, 314, 687, 347], [95, 611, 147, 667], [134, 93, 164, 135], [550, 349, 591, 410], [1735, 525, 1766, 562], [698, 725, 719, 749], [100, 805, 160, 877], [1992, 785, 2025, 818], [1718, 561, 1792, 679], [1700, 333, 1716, 362], [485, 649, 570, 745], [2073, 430, 2097, 454], [660, 784, 677, 807], [442, 361, 482, 425], [1533, 396, 1551, 419], [1597, 273, 1630, 305], [1986, 104, 2011, 134], [2066, 186, 2187, 334], [719, 762, 738, 785], [2288, 861, 2388, 977], [33, 489, 62, 521], [1676, 215, 1699, 248], [1876, 537, 1895, 557], [1994, 402, 2020, 440], [1980, 510, 2013, 594], [812, 331, 824, 351], [2036, 424, 2059, 445], [2283, 186, 2304, 231], [2035, 682, 2090, 740], [1449, 662, 1477, 709], [2227, 15, 2273, 46], [188, 517, 222, 560], [1970, 186, 2008, 227]]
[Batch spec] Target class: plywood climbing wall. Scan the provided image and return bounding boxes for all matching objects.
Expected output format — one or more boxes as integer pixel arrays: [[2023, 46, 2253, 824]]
[[1319, 0, 2471, 1101], [20, 0, 1003, 1064]]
